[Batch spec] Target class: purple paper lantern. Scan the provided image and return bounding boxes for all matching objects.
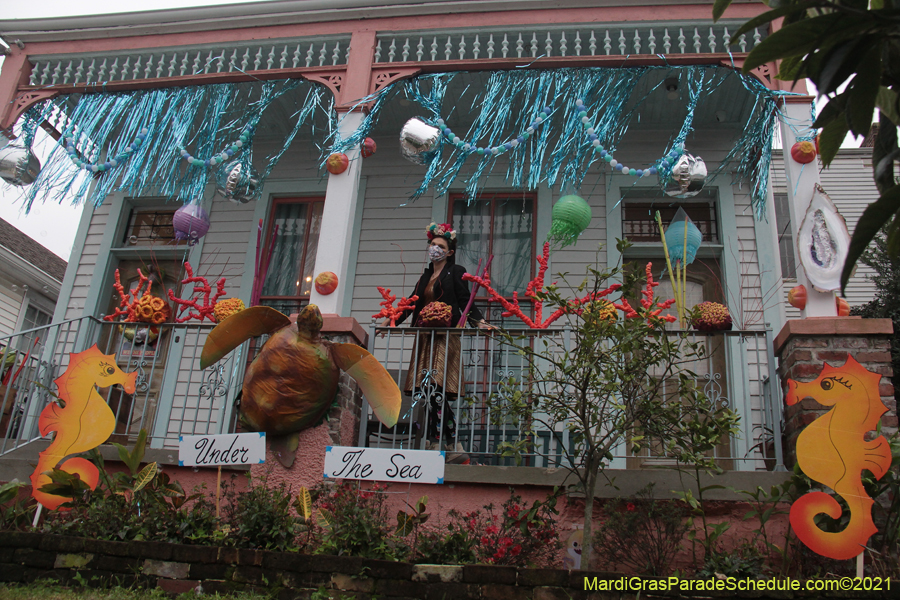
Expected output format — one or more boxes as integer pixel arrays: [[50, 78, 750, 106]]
[[172, 203, 210, 245]]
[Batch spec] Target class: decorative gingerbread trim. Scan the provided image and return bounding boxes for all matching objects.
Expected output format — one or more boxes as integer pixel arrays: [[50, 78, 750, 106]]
[[0, 89, 59, 136], [303, 70, 344, 102], [369, 66, 420, 96]]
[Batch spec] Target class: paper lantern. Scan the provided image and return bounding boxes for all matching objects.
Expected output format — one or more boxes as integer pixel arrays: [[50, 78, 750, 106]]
[[546, 195, 591, 247], [216, 160, 259, 203], [314, 272, 338, 295], [399, 118, 440, 165], [172, 203, 210, 246], [788, 285, 807, 310], [663, 151, 707, 198], [664, 213, 703, 265], [0, 143, 41, 186], [791, 141, 817, 164]]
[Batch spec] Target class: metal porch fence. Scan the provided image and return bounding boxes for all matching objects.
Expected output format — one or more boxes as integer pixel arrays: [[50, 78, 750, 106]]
[[0, 316, 246, 456], [361, 326, 784, 471]]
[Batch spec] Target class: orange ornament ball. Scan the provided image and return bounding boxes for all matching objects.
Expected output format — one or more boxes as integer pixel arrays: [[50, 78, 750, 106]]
[[790, 141, 817, 164], [315, 271, 339, 295], [361, 137, 377, 158], [326, 153, 350, 175]]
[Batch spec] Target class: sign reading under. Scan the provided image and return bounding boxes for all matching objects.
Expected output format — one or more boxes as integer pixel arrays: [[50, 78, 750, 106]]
[[323, 446, 445, 484], [179, 432, 266, 467]]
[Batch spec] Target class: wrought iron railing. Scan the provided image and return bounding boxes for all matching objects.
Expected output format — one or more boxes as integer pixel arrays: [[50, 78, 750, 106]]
[[362, 325, 783, 471], [0, 316, 246, 456]]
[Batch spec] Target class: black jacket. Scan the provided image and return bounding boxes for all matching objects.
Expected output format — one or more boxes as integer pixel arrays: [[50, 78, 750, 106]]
[[396, 263, 485, 327]]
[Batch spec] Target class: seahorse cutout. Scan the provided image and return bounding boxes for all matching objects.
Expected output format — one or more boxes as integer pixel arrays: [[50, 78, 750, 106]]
[[30, 345, 137, 510], [785, 355, 892, 560]]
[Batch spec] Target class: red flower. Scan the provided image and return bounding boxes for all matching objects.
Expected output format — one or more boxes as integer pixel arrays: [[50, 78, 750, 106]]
[[626, 502, 636, 511], [486, 525, 500, 535], [480, 536, 491, 545], [499, 536, 513, 547], [510, 544, 522, 556]]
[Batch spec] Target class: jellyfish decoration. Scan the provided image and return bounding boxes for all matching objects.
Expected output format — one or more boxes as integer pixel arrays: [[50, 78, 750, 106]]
[[399, 118, 441, 165], [663, 151, 707, 199], [0, 143, 41, 186], [796, 184, 849, 292], [547, 194, 592, 247], [172, 203, 210, 246], [216, 160, 260, 204]]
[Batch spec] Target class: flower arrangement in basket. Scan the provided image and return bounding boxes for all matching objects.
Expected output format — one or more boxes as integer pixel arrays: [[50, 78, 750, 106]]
[[689, 301, 732, 332], [417, 301, 453, 327]]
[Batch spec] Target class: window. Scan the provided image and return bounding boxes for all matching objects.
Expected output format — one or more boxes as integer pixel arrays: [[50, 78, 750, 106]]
[[450, 192, 535, 320], [122, 208, 187, 247], [15, 302, 52, 353], [623, 200, 719, 244], [259, 198, 324, 315], [773, 193, 797, 278]]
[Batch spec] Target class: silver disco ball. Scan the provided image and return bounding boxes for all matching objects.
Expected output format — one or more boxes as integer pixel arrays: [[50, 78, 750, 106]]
[[216, 160, 260, 203], [399, 118, 441, 165], [0, 143, 41, 186], [663, 151, 707, 198]]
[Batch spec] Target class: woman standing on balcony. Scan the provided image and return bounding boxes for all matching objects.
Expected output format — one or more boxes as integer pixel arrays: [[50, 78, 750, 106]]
[[386, 222, 492, 463]]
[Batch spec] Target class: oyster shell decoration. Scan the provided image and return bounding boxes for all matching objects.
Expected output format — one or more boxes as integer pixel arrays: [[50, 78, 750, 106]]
[[796, 185, 849, 292]]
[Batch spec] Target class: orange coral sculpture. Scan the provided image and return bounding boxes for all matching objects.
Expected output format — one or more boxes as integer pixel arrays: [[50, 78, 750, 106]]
[[612, 263, 677, 325], [103, 269, 170, 324]]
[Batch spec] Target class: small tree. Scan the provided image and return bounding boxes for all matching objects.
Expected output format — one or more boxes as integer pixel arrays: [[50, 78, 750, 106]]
[[488, 241, 740, 569]]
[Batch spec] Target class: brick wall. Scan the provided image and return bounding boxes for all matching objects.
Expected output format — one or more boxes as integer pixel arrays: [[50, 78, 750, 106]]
[[774, 317, 896, 468]]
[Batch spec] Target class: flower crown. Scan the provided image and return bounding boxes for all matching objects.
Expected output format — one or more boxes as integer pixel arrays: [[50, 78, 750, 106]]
[[426, 222, 457, 241]]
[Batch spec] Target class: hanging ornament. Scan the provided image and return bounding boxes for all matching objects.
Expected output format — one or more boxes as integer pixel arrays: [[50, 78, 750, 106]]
[[664, 209, 703, 265], [547, 195, 592, 247], [0, 143, 41, 186], [663, 151, 707, 198], [791, 140, 817, 164], [399, 118, 441, 165], [797, 185, 849, 292], [178, 123, 254, 168], [172, 203, 210, 246], [435, 107, 552, 158], [314, 272, 339, 295], [216, 160, 259, 203], [326, 153, 350, 175], [64, 128, 148, 174], [788, 285, 808, 310], [361, 138, 377, 158], [836, 296, 850, 316]]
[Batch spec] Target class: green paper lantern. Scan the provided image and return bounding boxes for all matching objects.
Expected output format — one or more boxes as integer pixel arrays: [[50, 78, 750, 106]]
[[547, 194, 592, 247]]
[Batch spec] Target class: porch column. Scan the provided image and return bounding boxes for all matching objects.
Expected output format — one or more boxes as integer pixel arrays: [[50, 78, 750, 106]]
[[779, 96, 836, 317], [309, 111, 364, 316]]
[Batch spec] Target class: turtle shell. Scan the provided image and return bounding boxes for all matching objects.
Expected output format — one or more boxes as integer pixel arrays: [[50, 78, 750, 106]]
[[240, 322, 339, 435]]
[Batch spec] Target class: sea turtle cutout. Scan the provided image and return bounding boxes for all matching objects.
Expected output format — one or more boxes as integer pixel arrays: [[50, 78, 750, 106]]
[[201, 304, 401, 467]]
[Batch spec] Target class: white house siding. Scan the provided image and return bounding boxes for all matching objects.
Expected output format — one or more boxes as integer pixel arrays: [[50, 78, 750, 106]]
[[771, 149, 878, 323], [64, 202, 110, 321], [0, 275, 25, 338]]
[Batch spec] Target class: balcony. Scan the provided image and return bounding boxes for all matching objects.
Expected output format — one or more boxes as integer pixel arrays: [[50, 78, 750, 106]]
[[362, 325, 783, 471]]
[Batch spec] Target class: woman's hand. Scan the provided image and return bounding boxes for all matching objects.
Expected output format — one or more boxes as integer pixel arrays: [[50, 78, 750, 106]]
[[476, 319, 497, 331], [378, 318, 392, 338]]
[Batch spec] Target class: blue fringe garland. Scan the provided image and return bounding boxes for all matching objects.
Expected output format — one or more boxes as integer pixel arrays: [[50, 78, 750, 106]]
[[18, 80, 327, 211]]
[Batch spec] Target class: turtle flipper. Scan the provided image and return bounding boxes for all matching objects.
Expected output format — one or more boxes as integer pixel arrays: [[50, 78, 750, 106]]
[[268, 432, 301, 468], [331, 343, 401, 428], [200, 306, 291, 369]]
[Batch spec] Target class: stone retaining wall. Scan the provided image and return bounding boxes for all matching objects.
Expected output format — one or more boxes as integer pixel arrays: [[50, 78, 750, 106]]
[[0, 532, 892, 599]]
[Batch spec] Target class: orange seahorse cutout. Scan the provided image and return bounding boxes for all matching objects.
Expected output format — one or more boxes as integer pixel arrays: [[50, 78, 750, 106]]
[[30, 345, 137, 510], [785, 355, 892, 560]]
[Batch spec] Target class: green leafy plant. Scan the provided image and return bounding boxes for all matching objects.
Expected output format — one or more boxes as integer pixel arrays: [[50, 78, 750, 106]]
[[594, 483, 691, 576], [487, 241, 740, 569], [222, 473, 304, 552], [313, 481, 407, 560], [0, 480, 35, 531], [712, 0, 900, 292]]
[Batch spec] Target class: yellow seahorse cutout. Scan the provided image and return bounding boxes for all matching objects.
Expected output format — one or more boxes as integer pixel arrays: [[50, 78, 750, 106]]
[[30, 345, 137, 510], [785, 355, 892, 560]]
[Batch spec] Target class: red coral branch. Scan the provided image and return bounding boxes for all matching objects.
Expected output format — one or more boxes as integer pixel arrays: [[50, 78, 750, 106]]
[[167, 262, 227, 323], [614, 263, 676, 324], [104, 269, 151, 322], [372, 287, 419, 327], [462, 242, 622, 329]]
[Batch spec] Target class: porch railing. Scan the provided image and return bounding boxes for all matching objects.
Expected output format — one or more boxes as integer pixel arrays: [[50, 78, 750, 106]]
[[0, 316, 246, 456], [361, 325, 784, 471]]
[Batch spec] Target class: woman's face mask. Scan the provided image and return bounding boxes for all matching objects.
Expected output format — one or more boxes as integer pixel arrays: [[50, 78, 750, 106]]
[[428, 244, 448, 262]]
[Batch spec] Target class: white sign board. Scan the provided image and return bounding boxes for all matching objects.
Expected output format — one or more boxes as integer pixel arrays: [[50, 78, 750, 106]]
[[323, 446, 445, 484], [179, 432, 266, 467]]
